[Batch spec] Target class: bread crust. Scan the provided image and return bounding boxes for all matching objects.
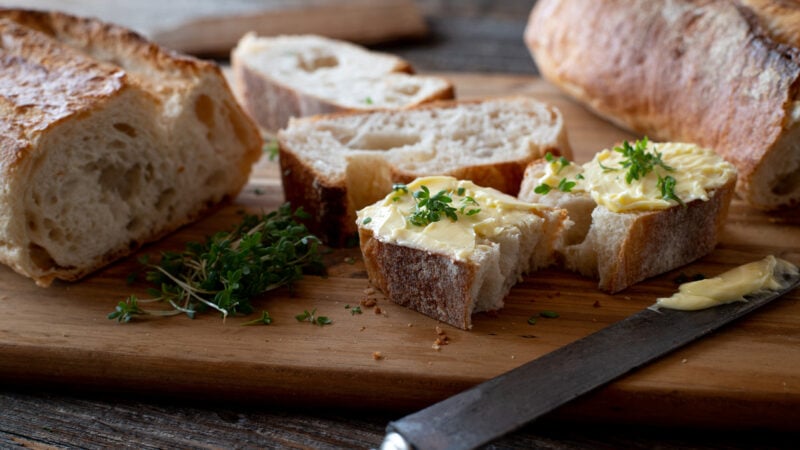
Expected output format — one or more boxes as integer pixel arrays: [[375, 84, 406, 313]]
[[526, 0, 800, 209], [359, 227, 475, 329], [0, 9, 262, 286]]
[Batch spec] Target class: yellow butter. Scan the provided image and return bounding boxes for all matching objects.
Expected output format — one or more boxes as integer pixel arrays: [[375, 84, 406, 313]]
[[654, 255, 799, 311], [357, 176, 542, 261]]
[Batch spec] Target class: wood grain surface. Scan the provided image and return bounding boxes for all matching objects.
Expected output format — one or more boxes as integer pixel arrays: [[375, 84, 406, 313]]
[[1, 74, 798, 443]]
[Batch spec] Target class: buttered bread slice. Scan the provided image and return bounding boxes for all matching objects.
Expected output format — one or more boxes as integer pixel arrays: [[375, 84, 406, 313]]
[[357, 176, 567, 330], [519, 139, 737, 293], [279, 97, 571, 246]]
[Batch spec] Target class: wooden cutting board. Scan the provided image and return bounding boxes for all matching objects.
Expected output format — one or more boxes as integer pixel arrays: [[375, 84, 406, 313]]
[[1, 73, 798, 430]]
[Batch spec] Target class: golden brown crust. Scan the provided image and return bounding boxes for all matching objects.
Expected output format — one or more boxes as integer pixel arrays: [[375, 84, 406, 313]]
[[598, 177, 736, 293], [359, 227, 476, 330], [526, 0, 800, 209]]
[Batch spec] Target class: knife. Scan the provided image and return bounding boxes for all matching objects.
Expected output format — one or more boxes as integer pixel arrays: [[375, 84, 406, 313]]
[[380, 269, 800, 450]]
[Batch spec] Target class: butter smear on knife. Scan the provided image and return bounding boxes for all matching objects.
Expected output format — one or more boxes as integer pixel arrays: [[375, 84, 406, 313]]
[[653, 255, 799, 311]]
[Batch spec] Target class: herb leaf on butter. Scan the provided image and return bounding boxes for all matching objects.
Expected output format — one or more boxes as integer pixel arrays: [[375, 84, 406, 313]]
[[657, 174, 685, 206], [613, 137, 674, 184], [108, 203, 324, 323], [407, 185, 482, 226]]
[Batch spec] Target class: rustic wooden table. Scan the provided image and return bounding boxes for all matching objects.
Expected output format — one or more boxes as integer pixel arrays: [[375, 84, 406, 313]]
[[1, 1, 799, 449]]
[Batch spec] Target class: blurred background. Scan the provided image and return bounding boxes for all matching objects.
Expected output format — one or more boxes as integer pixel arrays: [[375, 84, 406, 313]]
[[0, 0, 540, 74]]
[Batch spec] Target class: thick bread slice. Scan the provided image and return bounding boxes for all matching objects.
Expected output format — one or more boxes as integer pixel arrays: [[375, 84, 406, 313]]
[[526, 0, 800, 210], [519, 143, 737, 293], [357, 176, 567, 330], [278, 97, 571, 245], [231, 33, 454, 132], [0, 10, 262, 286]]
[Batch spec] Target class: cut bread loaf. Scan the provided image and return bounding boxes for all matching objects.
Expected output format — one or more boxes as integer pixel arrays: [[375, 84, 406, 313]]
[[519, 141, 737, 293], [526, 0, 800, 210], [0, 9, 262, 286], [357, 176, 567, 330], [231, 33, 455, 132], [277, 97, 572, 245]]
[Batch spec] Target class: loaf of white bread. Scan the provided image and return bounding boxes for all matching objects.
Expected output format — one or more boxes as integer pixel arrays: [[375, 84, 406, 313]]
[[526, 0, 800, 210], [277, 97, 571, 245], [231, 33, 455, 132], [358, 141, 737, 328], [0, 9, 262, 286], [357, 176, 567, 330], [519, 140, 737, 293]]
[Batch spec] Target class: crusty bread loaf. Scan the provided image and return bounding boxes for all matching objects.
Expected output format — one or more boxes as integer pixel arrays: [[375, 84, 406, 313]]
[[0, 9, 262, 286], [519, 142, 737, 293], [231, 33, 454, 132], [277, 97, 572, 245], [525, 0, 800, 210], [357, 176, 567, 330]]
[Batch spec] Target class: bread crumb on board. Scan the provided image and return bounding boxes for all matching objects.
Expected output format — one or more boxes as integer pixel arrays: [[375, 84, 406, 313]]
[[432, 325, 450, 350], [373, 351, 384, 360]]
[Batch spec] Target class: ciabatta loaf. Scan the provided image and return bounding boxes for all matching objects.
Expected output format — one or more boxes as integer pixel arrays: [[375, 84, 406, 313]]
[[357, 176, 567, 330], [231, 33, 454, 132], [0, 10, 262, 286], [278, 97, 571, 245], [519, 141, 737, 293], [526, 0, 800, 210]]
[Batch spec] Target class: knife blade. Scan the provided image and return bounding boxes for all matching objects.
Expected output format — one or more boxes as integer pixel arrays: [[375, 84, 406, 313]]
[[381, 269, 800, 450]]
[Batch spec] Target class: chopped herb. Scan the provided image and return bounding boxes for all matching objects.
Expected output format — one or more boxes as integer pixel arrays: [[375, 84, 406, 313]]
[[241, 310, 273, 326], [348, 305, 363, 315], [557, 178, 576, 193], [545, 152, 555, 162], [657, 174, 685, 206], [253, 187, 265, 195], [527, 316, 537, 325], [534, 183, 552, 194], [576, 173, 585, 180], [296, 308, 332, 326], [264, 140, 280, 161], [544, 152, 571, 174], [408, 185, 458, 226], [459, 196, 481, 216], [612, 137, 674, 184], [108, 203, 324, 323], [540, 310, 560, 319], [457, 187, 465, 196], [365, 96, 374, 105], [362, 217, 372, 225], [393, 183, 408, 193]]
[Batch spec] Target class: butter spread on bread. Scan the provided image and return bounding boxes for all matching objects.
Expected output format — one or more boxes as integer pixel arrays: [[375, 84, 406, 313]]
[[0, 10, 262, 286], [357, 176, 567, 330], [520, 141, 737, 293], [231, 34, 454, 132], [654, 255, 799, 311], [278, 97, 571, 246]]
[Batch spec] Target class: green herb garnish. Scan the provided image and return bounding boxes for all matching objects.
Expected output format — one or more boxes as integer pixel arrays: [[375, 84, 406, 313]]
[[346, 304, 363, 315], [527, 316, 537, 325], [296, 308, 332, 326], [612, 137, 673, 184], [241, 310, 273, 326], [362, 217, 372, 225], [657, 174, 684, 206], [408, 186, 458, 226], [557, 178, 576, 193], [264, 139, 280, 161], [365, 96, 374, 105], [540, 310, 560, 319], [108, 203, 324, 323], [534, 183, 552, 194], [459, 196, 481, 216]]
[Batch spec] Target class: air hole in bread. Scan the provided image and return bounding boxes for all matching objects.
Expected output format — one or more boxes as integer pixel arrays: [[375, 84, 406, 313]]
[[98, 163, 141, 200], [195, 94, 216, 129], [46, 224, 63, 243], [205, 169, 226, 188], [350, 132, 421, 151], [224, 101, 253, 147], [113, 122, 137, 138], [28, 243, 56, 271], [109, 139, 126, 149], [155, 188, 176, 212], [298, 53, 339, 72]]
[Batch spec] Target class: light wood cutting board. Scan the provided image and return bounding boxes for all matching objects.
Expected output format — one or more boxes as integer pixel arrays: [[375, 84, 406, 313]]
[[0, 73, 798, 430]]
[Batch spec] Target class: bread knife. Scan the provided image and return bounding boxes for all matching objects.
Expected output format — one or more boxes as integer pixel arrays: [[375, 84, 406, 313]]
[[380, 270, 800, 450]]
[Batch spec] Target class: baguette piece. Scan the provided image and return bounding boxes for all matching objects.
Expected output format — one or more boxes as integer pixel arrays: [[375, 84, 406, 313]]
[[519, 141, 737, 293], [0, 10, 262, 286], [278, 97, 571, 245], [357, 176, 567, 330], [526, 0, 800, 210], [231, 33, 454, 132]]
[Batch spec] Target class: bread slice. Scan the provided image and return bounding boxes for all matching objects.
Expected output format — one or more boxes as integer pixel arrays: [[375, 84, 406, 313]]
[[231, 33, 455, 132], [0, 10, 262, 286], [357, 176, 567, 330], [526, 0, 800, 210], [519, 141, 737, 293], [278, 97, 572, 245]]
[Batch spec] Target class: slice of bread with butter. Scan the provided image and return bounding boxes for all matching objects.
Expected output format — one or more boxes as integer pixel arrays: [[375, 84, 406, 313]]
[[519, 140, 737, 293], [357, 176, 568, 330]]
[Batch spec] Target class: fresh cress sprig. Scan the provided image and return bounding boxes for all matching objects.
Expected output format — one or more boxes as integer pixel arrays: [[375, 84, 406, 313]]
[[396, 184, 482, 227], [108, 203, 325, 323]]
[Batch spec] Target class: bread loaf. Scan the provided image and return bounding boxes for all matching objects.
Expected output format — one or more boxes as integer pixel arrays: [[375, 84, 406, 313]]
[[357, 176, 567, 330], [519, 141, 737, 293], [526, 0, 800, 210], [277, 97, 571, 245], [0, 9, 262, 286], [231, 33, 454, 132]]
